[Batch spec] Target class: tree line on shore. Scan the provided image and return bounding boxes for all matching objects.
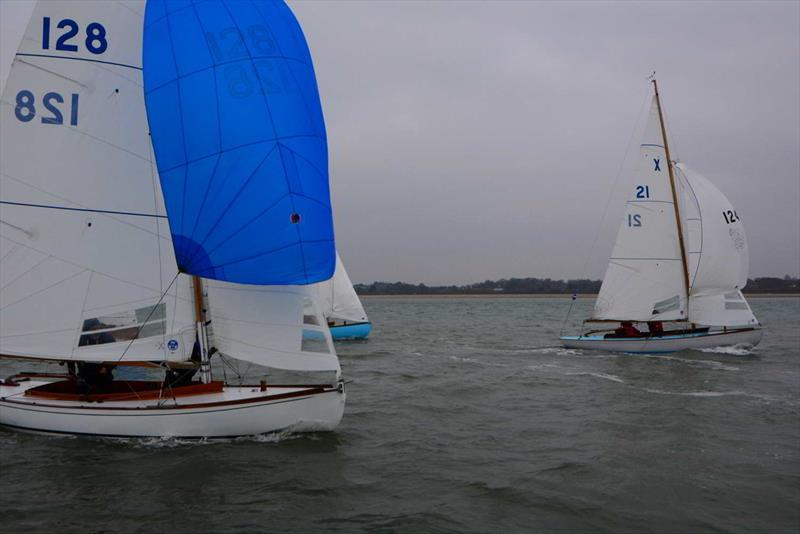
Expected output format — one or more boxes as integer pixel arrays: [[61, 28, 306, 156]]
[[354, 276, 799, 295]]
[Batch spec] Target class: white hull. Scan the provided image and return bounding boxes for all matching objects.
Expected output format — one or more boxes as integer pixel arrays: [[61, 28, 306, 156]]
[[561, 328, 762, 353], [0, 381, 345, 438]]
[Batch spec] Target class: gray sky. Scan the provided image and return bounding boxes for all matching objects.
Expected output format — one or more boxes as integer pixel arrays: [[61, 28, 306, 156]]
[[291, 0, 800, 285], [2, 1, 798, 285]]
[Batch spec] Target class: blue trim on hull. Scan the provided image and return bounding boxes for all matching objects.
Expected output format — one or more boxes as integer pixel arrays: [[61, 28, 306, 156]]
[[330, 322, 372, 340]]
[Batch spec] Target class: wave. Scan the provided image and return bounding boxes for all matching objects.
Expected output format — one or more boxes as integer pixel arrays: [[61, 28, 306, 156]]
[[566, 371, 625, 383], [699, 344, 756, 356], [118, 429, 303, 448], [645, 354, 740, 371], [639, 388, 788, 404]]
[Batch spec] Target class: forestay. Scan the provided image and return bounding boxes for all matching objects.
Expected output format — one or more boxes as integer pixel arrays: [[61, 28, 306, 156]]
[[315, 254, 369, 324], [143, 0, 335, 285], [592, 97, 687, 322], [0, 0, 196, 363], [678, 166, 757, 326]]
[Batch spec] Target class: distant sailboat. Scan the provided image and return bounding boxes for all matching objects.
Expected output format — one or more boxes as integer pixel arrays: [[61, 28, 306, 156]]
[[315, 254, 372, 340], [561, 80, 762, 353], [0, 0, 346, 437]]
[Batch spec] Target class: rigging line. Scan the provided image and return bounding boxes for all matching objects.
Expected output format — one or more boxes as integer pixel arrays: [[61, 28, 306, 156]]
[[113, 271, 180, 363], [565, 86, 652, 324], [0, 254, 49, 292], [0, 173, 167, 238], [0, 219, 34, 237], [0, 233, 187, 305], [76, 271, 93, 349], [0, 200, 166, 219], [14, 58, 89, 87], [146, 129, 165, 295], [0, 268, 88, 312], [112, 0, 144, 18], [0, 241, 21, 263], [559, 294, 577, 337], [16, 53, 141, 71]]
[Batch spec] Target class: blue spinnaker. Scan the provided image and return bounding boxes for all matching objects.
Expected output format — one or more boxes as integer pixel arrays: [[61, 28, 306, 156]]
[[143, 0, 334, 285]]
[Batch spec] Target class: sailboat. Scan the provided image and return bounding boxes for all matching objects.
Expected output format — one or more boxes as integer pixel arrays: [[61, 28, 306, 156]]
[[561, 80, 762, 353], [0, 0, 346, 437], [315, 254, 372, 340]]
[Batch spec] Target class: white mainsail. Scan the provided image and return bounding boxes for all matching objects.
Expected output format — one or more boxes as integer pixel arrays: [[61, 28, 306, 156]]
[[0, 1, 195, 362], [315, 254, 369, 324], [592, 97, 688, 322], [677, 166, 758, 326]]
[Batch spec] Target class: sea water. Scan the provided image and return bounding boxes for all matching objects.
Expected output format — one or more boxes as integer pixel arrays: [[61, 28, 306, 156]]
[[1, 296, 798, 532]]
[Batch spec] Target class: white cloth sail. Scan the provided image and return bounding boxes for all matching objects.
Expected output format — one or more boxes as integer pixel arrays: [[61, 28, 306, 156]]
[[0, 1, 196, 362], [677, 166, 758, 326], [592, 97, 688, 321], [205, 282, 340, 373], [315, 254, 369, 324]]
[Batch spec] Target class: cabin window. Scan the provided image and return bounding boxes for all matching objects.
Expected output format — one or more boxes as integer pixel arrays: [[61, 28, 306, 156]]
[[302, 298, 320, 326], [78, 303, 166, 346], [652, 295, 680, 315], [301, 328, 329, 354]]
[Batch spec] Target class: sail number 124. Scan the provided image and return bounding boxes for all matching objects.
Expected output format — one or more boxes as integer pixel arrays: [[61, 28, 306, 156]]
[[722, 210, 740, 224]]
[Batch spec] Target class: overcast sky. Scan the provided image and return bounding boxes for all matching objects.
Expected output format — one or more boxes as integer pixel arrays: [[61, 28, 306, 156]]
[[2, 1, 798, 285]]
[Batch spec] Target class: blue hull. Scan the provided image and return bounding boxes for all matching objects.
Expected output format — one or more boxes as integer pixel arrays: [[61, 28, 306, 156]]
[[330, 322, 372, 340]]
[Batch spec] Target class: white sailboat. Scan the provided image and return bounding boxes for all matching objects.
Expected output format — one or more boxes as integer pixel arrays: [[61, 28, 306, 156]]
[[315, 254, 372, 340], [0, 0, 346, 437], [561, 80, 762, 353]]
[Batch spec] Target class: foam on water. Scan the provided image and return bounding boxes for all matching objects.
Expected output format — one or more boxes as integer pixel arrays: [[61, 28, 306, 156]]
[[121, 429, 302, 448], [700, 343, 756, 356], [566, 371, 625, 383]]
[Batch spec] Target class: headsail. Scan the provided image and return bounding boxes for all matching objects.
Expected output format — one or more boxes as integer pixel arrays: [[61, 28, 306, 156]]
[[677, 165, 758, 326], [0, 0, 195, 363], [315, 254, 369, 324], [592, 96, 688, 321], [143, 0, 335, 285], [206, 282, 339, 372]]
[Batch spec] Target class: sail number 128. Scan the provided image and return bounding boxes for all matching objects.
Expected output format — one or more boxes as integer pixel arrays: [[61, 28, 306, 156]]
[[14, 90, 79, 126], [42, 17, 107, 54]]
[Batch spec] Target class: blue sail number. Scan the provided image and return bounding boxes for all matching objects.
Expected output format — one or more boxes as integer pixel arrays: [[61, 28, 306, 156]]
[[42, 17, 107, 54], [14, 90, 79, 125], [635, 185, 650, 199]]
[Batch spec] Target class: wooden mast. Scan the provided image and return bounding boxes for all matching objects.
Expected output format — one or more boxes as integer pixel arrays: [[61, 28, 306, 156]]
[[192, 275, 212, 383], [652, 79, 691, 317]]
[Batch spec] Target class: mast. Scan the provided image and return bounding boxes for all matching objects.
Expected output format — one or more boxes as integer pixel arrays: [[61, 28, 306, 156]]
[[652, 79, 691, 312], [192, 275, 212, 384]]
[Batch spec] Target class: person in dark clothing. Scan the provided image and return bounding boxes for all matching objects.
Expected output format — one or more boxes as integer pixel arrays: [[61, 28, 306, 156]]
[[76, 362, 115, 393], [615, 321, 641, 337], [648, 321, 664, 336]]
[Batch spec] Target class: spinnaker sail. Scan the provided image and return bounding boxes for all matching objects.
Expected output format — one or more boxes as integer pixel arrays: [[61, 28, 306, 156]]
[[143, 0, 335, 285]]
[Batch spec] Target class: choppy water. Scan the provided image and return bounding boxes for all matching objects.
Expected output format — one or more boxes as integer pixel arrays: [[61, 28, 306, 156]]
[[1, 296, 798, 533]]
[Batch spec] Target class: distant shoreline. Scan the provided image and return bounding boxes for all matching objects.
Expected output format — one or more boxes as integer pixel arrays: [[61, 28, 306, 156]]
[[359, 293, 800, 299]]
